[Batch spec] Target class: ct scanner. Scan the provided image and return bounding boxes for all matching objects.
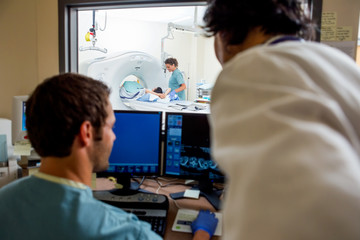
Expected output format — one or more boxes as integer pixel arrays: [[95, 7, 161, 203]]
[[79, 51, 168, 110]]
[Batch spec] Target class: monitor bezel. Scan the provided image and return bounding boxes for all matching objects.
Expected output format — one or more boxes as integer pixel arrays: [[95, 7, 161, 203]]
[[163, 111, 225, 183]]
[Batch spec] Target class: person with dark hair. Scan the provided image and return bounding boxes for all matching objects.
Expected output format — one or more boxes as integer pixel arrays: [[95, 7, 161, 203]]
[[203, 0, 360, 239], [164, 57, 187, 100], [145, 86, 171, 99], [0, 73, 217, 240], [152, 87, 163, 94]]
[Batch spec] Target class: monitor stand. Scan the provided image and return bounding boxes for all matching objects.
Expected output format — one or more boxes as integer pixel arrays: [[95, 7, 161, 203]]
[[97, 172, 150, 196], [170, 178, 223, 210], [93, 174, 169, 215], [109, 181, 141, 196]]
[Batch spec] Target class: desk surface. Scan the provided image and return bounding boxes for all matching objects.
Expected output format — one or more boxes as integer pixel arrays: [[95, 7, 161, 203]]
[[95, 177, 223, 240]]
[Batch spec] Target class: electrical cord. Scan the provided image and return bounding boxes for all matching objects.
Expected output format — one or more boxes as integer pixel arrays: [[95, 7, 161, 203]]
[[131, 176, 146, 190]]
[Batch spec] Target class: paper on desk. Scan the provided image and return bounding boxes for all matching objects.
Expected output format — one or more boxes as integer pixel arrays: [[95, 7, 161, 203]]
[[14, 140, 32, 156], [184, 189, 200, 199], [0, 135, 7, 163], [172, 209, 222, 236]]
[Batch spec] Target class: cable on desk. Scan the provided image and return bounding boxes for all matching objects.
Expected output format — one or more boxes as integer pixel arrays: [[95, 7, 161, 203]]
[[139, 177, 188, 194], [156, 184, 161, 194], [156, 177, 191, 188], [131, 176, 146, 190], [156, 177, 182, 183]]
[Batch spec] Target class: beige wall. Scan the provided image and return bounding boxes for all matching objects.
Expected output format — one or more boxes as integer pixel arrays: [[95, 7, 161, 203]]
[[36, 0, 59, 81], [0, 0, 58, 120]]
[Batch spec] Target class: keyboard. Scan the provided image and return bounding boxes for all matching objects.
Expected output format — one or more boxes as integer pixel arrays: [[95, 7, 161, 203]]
[[93, 190, 169, 237], [135, 212, 167, 236]]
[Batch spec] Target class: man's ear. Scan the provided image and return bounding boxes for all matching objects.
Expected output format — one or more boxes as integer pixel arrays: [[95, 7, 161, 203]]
[[78, 121, 93, 146]]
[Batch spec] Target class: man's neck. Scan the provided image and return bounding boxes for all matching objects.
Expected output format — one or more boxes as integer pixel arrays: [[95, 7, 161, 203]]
[[39, 152, 93, 186]]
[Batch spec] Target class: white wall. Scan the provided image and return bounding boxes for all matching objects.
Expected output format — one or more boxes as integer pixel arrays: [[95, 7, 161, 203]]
[[78, 11, 168, 61]]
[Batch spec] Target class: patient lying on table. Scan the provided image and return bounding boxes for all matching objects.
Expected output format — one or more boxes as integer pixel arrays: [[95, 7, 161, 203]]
[[119, 81, 179, 102]]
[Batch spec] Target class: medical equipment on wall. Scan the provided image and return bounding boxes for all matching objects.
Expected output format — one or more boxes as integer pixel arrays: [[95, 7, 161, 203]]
[[79, 10, 108, 53], [160, 6, 204, 70], [79, 51, 167, 110], [196, 82, 213, 101], [161, 22, 203, 71]]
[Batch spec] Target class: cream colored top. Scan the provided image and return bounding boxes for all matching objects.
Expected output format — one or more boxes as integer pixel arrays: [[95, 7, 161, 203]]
[[210, 39, 360, 240]]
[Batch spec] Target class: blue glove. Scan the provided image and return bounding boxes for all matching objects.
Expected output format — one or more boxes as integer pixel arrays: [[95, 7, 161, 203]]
[[169, 90, 179, 101], [169, 90, 176, 97], [191, 210, 218, 237]]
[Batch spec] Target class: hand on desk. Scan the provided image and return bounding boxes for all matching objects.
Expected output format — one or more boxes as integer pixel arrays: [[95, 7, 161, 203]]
[[191, 210, 218, 239]]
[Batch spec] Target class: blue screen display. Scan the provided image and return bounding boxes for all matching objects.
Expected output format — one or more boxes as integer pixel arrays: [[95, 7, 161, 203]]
[[107, 111, 162, 175], [22, 102, 26, 131]]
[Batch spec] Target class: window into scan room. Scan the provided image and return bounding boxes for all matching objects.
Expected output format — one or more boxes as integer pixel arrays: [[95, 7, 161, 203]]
[[77, 6, 222, 110]]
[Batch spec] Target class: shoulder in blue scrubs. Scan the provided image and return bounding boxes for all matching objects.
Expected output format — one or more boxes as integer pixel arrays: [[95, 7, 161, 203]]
[[0, 173, 162, 240], [169, 68, 185, 100]]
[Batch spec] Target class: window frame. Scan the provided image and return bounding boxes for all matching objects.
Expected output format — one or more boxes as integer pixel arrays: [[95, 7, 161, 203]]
[[58, 0, 322, 73], [58, 0, 206, 73]]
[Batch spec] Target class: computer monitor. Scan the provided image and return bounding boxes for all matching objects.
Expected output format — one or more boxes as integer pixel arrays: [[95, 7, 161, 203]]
[[98, 110, 162, 194], [12, 95, 28, 145], [163, 112, 225, 210]]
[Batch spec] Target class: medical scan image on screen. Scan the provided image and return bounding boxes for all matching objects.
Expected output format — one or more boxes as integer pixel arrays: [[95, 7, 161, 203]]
[[165, 113, 224, 182]]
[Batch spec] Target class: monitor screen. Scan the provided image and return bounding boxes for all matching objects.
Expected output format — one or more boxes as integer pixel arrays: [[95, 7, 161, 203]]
[[22, 101, 26, 132], [164, 112, 224, 182], [105, 110, 162, 176], [12, 95, 29, 144]]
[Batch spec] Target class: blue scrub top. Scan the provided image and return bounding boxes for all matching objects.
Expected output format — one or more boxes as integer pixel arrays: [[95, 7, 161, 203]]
[[169, 68, 185, 100], [0, 174, 162, 240]]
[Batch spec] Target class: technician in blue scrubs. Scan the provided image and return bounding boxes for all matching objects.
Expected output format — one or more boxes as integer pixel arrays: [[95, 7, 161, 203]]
[[0, 73, 217, 240], [165, 58, 186, 100]]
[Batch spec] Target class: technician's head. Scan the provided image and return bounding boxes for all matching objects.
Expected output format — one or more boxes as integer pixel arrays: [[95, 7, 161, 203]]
[[26, 73, 113, 160], [203, 0, 315, 64], [165, 58, 178, 72]]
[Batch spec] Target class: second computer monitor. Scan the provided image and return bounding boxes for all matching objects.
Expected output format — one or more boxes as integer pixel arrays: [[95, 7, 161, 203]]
[[12, 95, 28, 145], [164, 112, 224, 182]]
